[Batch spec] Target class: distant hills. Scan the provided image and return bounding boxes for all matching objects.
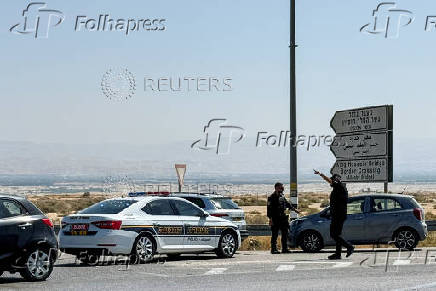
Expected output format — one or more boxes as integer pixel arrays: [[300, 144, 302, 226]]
[[0, 138, 435, 185]]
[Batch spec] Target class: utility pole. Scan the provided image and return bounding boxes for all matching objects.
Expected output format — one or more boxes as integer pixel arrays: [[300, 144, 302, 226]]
[[290, 0, 298, 208]]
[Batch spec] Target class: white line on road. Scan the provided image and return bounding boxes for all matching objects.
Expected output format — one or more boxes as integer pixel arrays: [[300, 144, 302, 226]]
[[332, 262, 353, 268], [392, 260, 411, 266], [204, 268, 227, 275], [393, 281, 436, 291], [276, 265, 295, 272]]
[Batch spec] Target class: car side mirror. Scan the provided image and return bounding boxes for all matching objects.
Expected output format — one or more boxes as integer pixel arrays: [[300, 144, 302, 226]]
[[199, 211, 209, 218]]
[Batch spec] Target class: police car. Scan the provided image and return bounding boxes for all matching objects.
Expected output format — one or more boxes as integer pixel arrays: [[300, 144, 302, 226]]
[[59, 195, 241, 263]]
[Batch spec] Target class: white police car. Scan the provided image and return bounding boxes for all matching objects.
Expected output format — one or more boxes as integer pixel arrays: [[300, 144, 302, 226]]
[[59, 195, 241, 263]]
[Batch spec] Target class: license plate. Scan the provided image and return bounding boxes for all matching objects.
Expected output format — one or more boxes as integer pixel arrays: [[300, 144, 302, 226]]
[[71, 224, 88, 235], [71, 230, 88, 236], [232, 217, 243, 221]]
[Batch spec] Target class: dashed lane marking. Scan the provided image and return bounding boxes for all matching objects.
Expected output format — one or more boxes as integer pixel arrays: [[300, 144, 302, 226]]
[[204, 268, 227, 275], [276, 265, 295, 272], [392, 260, 411, 266], [332, 262, 353, 268]]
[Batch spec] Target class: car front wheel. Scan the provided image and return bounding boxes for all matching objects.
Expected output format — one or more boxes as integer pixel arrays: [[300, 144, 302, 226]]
[[300, 231, 323, 253], [216, 231, 237, 258], [394, 229, 418, 250], [20, 248, 54, 281]]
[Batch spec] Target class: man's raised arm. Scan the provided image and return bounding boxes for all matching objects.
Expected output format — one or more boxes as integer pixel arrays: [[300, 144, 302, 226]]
[[314, 169, 332, 184]]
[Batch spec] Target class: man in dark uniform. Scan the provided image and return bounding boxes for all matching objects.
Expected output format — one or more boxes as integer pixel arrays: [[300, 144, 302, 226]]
[[267, 182, 300, 254], [314, 171, 354, 259]]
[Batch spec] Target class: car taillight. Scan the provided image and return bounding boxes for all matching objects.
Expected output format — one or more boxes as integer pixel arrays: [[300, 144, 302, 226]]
[[92, 220, 122, 230], [413, 208, 424, 221], [211, 213, 229, 218], [42, 218, 53, 228]]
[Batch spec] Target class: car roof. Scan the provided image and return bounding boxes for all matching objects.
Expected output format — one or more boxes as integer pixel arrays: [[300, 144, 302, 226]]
[[351, 193, 414, 199], [0, 194, 27, 200], [171, 192, 227, 198]]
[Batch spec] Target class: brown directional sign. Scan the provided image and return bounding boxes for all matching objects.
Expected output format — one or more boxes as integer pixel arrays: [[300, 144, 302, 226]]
[[330, 105, 393, 183]]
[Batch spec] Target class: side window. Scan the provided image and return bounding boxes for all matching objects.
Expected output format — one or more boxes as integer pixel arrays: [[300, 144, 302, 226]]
[[347, 198, 366, 215], [142, 199, 175, 216], [172, 200, 203, 216], [370, 198, 402, 212], [184, 197, 206, 209], [0, 199, 27, 219]]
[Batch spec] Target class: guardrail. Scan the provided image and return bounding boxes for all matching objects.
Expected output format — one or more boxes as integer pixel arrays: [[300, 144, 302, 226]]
[[53, 220, 436, 237], [247, 220, 436, 237]]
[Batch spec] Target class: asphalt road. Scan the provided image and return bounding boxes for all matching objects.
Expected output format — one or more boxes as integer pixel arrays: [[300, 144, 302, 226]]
[[1, 249, 436, 290]]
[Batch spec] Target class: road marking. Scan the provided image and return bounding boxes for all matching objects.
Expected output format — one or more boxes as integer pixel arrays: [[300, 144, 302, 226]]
[[204, 268, 227, 275], [393, 281, 436, 291], [332, 262, 353, 268], [276, 265, 295, 272], [392, 259, 411, 266]]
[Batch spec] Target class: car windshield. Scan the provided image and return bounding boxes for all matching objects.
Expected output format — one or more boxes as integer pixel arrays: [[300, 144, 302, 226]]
[[210, 198, 239, 209], [79, 199, 138, 214]]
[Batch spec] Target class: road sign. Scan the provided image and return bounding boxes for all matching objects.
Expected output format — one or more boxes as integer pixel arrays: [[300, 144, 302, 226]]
[[330, 158, 392, 182], [330, 105, 393, 183], [330, 105, 392, 134], [175, 164, 186, 192], [330, 132, 390, 159]]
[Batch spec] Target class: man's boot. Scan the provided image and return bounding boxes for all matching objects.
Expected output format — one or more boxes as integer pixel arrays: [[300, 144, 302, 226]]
[[271, 247, 280, 254]]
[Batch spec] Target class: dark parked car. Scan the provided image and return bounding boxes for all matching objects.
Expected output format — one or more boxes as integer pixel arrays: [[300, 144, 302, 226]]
[[0, 195, 58, 281], [289, 194, 428, 252]]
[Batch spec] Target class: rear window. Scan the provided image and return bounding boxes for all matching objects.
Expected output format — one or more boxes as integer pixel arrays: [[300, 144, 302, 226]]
[[210, 198, 239, 209], [79, 199, 138, 214], [410, 198, 423, 209]]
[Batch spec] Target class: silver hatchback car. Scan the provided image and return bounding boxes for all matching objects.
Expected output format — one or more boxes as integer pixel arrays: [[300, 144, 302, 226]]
[[289, 194, 428, 252]]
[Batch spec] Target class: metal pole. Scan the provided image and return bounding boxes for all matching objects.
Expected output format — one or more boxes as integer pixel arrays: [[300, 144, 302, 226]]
[[384, 182, 388, 193], [290, 0, 298, 206]]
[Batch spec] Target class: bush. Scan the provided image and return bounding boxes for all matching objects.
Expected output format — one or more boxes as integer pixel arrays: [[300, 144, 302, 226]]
[[320, 199, 330, 208]]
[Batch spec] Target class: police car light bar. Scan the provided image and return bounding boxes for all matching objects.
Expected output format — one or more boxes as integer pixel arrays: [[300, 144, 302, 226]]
[[128, 191, 170, 197]]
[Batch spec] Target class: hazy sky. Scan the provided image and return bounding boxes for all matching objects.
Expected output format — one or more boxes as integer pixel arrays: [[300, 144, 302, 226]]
[[1, 0, 436, 146]]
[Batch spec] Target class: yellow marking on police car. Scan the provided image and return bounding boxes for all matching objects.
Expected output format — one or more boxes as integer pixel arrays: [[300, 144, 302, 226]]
[[186, 226, 209, 235], [158, 226, 183, 235]]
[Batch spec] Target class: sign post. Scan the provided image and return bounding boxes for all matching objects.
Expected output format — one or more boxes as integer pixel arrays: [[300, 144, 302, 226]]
[[175, 164, 186, 192], [330, 105, 393, 190]]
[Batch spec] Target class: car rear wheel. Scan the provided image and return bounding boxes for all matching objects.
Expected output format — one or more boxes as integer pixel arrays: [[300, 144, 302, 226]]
[[216, 231, 237, 258], [20, 248, 54, 281], [300, 231, 323, 253], [131, 234, 156, 264], [394, 228, 418, 250]]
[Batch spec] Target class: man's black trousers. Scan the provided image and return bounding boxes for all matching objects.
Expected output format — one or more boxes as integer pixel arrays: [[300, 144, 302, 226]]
[[330, 217, 353, 255], [271, 218, 289, 251]]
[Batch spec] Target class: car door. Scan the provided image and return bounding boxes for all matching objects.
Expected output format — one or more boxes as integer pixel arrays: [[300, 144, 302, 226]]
[[342, 197, 368, 243], [142, 198, 184, 250], [365, 197, 404, 243], [0, 198, 34, 260], [170, 199, 216, 251]]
